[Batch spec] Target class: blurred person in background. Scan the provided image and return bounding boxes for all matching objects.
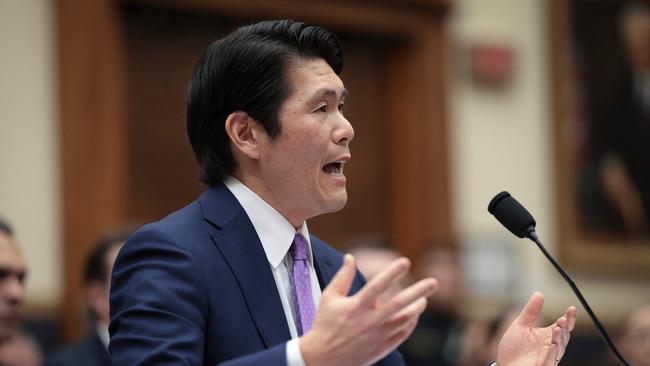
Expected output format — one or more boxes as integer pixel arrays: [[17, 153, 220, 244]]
[[45, 227, 133, 366], [0, 333, 43, 366], [350, 245, 404, 303], [0, 217, 42, 366], [0, 217, 27, 343], [399, 246, 479, 366], [618, 303, 650, 366], [474, 308, 520, 366]]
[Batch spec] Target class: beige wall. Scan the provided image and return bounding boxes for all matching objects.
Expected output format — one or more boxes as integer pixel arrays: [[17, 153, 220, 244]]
[[0, 0, 61, 306], [448, 0, 650, 322]]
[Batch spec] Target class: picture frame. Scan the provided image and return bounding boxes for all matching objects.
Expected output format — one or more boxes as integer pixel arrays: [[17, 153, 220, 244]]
[[551, 0, 650, 276]]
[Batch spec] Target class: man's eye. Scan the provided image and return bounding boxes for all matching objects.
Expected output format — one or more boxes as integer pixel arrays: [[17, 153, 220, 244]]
[[338, 103, 345, 112], [316, 105, 327, 113]]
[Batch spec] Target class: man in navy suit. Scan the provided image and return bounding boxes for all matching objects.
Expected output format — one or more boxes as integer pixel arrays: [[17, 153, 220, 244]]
[[109, 20, 576, 366]]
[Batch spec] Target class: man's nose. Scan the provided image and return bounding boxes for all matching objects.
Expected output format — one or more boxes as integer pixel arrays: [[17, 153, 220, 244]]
[[4, 277, 25, 305], [334, 115, 354, 145]]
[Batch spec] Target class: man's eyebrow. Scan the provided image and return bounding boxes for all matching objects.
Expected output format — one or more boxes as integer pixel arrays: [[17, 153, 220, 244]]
[[0, 265, 26, 276], [311, 88, 349, 101]]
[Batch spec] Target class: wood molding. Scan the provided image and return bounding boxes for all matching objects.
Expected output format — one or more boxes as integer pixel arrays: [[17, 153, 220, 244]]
[[386, 29, 452, 259], [122, 0, 447, 35], [58, 0, 128, 340]]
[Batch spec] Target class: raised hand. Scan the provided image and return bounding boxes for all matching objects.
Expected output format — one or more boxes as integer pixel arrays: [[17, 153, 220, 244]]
[[300, 254, 438, 366], [496, 292, 577, 366]]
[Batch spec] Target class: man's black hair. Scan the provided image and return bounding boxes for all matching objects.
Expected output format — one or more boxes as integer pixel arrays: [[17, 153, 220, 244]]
[[186, 19, 344, 185], [0, 216, 13, 237], [84, 225, 137, 284]]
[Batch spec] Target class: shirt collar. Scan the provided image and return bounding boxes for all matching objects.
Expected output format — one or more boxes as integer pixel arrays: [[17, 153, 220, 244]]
[[223, 176, 313, 269], [97, 324, 109, 350]]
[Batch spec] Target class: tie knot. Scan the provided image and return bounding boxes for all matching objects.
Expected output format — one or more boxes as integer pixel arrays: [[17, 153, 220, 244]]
[[290, 233, 309, 261]]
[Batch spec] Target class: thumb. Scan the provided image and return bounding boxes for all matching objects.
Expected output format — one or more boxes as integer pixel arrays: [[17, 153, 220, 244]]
[[517, 291, 545, 328], [324, 254, 356, 296]]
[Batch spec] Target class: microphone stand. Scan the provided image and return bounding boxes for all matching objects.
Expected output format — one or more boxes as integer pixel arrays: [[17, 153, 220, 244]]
[[526, 229, 630, 366]]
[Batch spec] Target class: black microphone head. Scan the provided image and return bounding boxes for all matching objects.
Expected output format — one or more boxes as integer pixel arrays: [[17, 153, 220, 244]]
[[488, 191, 536, 238]]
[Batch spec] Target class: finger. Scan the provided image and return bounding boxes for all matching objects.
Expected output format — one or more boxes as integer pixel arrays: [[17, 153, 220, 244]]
[[365, 311, 421, 366], [550, 324, 567, 365], [558, 329, 570, 360], [555, 317, 568, 345], [565, 306, 577, 331], [379, 278, 437, 318], [542, 343, 559, 366], [355, 258, 411, 307], [555, 315, 568, 331], [385, 313, 419, 341], [517, 291, 545, 328], [367, 317, 419, 366], [555, 315, 572, 359], [551, 323, 562, 345], [383, 311, 420, 352], [324, 254, 357, 296], [382, 297, 427, 338]]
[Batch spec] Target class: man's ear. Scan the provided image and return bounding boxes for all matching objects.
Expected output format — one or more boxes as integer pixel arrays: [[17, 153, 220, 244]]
[[224, 111, 262, 160]]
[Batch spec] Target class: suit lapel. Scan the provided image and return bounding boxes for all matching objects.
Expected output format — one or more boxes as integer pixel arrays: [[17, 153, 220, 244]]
[[200, 185, 292, 348], [312, 243, 337, 291], [311, 237, 364, 295]]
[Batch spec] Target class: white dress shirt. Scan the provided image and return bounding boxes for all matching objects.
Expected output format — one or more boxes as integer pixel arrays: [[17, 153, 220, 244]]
[[97, 324, 109, 350], [224, 176, 321, 366]]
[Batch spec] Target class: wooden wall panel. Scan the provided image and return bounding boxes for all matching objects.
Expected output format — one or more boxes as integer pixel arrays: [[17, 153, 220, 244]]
[[386, 26, 452, 260], [58, 0, 128, 340], [122, 7, 228, 221]]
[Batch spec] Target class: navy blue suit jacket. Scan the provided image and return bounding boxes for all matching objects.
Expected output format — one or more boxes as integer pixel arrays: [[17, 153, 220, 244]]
[[109, 183, 404, 365], [45, 331, 111, 366]]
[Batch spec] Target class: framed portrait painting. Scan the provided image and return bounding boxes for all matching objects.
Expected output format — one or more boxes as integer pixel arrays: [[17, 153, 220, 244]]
[[551, 0, 650, 275]]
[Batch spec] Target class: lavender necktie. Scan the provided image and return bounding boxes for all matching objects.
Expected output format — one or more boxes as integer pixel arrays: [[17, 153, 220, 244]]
[[290, 233, 316, 335]]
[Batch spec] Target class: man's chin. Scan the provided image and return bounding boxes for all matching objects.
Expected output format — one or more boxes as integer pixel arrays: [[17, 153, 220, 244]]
[[323, 194, 348, 213], [307, 193, 347, 219], [0, 329, 15, 342]]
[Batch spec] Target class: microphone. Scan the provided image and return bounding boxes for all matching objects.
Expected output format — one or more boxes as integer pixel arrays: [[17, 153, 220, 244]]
[[488, 191, 630, 366]]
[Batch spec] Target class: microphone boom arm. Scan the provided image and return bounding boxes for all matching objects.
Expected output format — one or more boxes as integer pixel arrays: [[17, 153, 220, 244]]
[[527, 230, 630, 366]]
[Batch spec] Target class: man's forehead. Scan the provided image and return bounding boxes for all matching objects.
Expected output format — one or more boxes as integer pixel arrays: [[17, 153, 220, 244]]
[[0, 233, 25, 268], [286, 58, 346, 96], [0, 232, 16, 249]]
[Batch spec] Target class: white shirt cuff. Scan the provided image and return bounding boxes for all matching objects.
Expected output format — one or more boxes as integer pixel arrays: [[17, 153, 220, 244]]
[[286, 338, 306, 366]]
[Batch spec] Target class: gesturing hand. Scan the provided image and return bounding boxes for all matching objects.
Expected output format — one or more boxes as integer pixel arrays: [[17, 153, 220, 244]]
[[496, 292, 577, 366], [300, 254, 438, 366]]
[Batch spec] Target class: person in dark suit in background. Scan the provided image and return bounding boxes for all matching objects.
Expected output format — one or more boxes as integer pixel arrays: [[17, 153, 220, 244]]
[[0, 218, 27, 346], [399, 247, 470, 366], [45, 228, 133, 366], [109, 19, 576, 366], [0, 217, 42, 366]]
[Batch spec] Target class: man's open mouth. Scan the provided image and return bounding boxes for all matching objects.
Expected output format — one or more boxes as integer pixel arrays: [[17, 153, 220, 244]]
[[322, 161, 345, 176]]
